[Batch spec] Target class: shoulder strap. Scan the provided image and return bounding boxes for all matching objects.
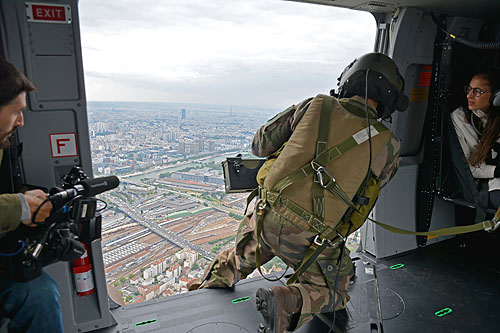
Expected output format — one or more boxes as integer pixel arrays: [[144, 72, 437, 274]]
[[312, 96, 334, 221]]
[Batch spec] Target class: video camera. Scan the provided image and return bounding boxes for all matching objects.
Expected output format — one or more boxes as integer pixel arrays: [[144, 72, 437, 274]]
[[0, 167, 119, 282]]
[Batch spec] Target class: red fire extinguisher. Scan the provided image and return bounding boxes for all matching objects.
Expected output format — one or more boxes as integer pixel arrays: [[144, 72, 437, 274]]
[[72, 242, 95, 296]]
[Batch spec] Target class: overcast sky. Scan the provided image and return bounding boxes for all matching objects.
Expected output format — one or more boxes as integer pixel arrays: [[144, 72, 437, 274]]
[[79, 0, 375, 108]]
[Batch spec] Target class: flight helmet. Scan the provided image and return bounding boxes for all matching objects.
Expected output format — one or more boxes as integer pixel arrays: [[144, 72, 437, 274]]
[[336, 52, 409, 119]]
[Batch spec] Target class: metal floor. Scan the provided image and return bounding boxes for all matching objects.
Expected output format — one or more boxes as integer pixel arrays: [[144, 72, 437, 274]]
[[99, 231, 500, 332], [375, 231, 500, 333], [100, 259, 380, 333]]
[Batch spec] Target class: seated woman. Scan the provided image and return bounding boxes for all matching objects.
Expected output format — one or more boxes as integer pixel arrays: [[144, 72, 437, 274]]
[[451, 70, 500, 208]]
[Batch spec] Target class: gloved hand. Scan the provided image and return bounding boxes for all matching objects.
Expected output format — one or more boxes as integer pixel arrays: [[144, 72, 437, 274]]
[[187, 278, 203, 291]]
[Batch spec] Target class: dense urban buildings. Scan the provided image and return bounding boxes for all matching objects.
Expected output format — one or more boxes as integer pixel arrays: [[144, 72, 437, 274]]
[[89, 101, 278, 304]]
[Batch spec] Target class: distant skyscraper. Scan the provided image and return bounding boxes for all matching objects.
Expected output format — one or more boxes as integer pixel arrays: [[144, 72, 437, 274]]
[[190, 143, 199, 155], [181, 108, 186, 120], [179, 141, 185, 153], [208, 141, 215, 152], [198, 139, 204, 152]]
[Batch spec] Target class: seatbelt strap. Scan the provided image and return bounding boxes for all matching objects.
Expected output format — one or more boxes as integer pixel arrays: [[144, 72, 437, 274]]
[[285, 196, 500, 284], [287, 216, 497, 284], [371, 218, 495, 237]]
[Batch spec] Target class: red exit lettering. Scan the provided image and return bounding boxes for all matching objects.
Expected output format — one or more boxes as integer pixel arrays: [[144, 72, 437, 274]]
[[31, 4, 66, 21]]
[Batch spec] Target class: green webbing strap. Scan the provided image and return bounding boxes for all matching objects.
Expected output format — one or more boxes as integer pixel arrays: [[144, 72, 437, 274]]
[[287, 239, 329, 285], [258, 187, 280, 206], [244, 188, 258, 215], [312, 96, 334, 221], [323, 180, 357, 210], [316, 122, 388, 164], [286, 206, 496, 285], [371, 218, 494, 237], [254, 204, 269, 279], [254, 202, 288, 282], [373, 122, 388, 134], [288, 225, 352, 285], [271, 164, 314, 196], [315, 96, 333, 165]]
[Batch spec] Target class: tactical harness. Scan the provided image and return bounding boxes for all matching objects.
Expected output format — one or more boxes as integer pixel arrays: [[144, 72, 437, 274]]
[[246, 95, 500, 284]]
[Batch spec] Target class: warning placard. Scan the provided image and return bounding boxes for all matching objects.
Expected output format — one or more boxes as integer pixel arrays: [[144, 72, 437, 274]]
[[50, 133, 78, 158]]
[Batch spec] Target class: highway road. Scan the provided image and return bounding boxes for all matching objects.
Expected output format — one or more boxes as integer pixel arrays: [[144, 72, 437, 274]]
[[122, 178, 244, 215], [105, 195, 215, 260]]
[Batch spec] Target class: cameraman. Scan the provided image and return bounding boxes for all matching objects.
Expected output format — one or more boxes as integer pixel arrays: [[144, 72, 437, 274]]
[[0, 58, 63, 332]]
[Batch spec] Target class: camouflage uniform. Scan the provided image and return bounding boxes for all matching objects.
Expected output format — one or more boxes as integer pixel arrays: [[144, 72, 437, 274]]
[[198, 95, 400, 329]]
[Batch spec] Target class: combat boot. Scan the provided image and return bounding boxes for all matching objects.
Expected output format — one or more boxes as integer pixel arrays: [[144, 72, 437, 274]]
[[255, 286, 303, 333]]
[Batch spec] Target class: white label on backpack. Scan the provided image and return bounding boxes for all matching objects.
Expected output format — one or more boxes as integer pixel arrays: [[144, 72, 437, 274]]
[[353, 126, 379, 144], [75, 269, 94, 292]]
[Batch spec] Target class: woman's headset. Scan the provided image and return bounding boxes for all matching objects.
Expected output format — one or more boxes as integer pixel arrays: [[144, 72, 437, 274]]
[[491, 89, 500, 107]]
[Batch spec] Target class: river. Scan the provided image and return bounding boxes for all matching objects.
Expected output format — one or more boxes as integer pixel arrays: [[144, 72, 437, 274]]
[[123, 151, 254, 182]]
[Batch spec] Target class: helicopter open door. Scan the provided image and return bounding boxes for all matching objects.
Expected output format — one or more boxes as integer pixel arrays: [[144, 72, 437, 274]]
[[1, 0, 500, 332]]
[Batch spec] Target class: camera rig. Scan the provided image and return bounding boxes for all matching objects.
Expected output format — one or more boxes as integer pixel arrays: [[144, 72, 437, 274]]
[[0, 167, 119, 282]]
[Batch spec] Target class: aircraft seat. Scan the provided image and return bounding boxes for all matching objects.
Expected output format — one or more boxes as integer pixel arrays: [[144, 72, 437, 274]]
[[441, 109, 495, 222]]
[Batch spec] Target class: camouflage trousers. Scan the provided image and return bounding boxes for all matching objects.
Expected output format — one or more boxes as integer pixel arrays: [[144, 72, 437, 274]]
[[199, 206, 354, 329]]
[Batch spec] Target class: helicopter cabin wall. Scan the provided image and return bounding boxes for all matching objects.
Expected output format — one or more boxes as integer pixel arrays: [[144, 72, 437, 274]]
[[446, 17, 500, 110], [0, 0, 92, 188], [361, 7, 458, 258], [0, 1, 114, 332]]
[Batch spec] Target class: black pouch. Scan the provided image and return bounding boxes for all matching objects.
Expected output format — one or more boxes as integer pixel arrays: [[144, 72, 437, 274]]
[[222, 156, 265, 193]]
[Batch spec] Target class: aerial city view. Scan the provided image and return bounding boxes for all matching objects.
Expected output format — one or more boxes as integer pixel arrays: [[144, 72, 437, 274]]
[[89, 101, 362, 305], [89, 101, 276, 304]]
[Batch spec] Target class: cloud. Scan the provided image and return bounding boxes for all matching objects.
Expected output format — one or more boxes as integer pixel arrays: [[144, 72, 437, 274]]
[[79, 0, 376, 108]]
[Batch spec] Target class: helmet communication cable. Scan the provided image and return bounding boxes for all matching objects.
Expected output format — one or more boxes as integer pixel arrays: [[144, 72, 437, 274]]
[[363, 68, 373, 197]]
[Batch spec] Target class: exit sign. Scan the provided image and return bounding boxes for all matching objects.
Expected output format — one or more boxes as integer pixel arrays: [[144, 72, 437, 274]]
[[26, 2, 72, 24]]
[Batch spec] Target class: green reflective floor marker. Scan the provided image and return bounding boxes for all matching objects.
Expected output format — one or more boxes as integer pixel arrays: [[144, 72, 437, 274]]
[[232, 296, 251, 304], [435, 308, 453, 317], [135, 319, 157, 327], [390, 263, 405, 270]]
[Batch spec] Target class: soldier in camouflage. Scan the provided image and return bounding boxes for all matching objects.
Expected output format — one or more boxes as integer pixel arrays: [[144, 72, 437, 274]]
[[188, 53, 409, 333]]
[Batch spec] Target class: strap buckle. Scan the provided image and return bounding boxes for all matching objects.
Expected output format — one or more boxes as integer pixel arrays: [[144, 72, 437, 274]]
[[336, 230, 347, 242], [311, 161, 336, 188], [313, 235, 325, 246], [314, 232, 346, 248], [485, 219, 500, 233]]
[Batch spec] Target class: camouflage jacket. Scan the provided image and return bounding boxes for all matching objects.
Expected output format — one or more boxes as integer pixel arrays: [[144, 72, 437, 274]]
[[0, 150, 22, 234], [252, 95, 401, 190]]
